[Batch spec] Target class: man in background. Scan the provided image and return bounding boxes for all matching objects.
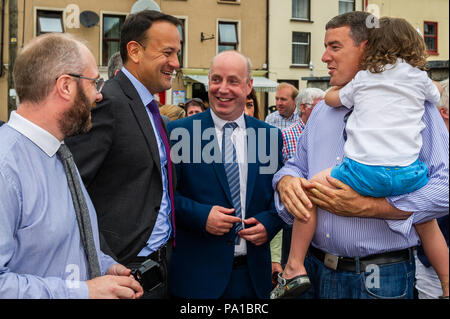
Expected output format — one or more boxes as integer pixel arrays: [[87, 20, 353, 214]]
[[265, 83, 299, 130]]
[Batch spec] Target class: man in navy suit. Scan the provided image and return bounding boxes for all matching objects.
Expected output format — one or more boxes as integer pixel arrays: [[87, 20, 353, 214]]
[[167, 50, 284, 299]]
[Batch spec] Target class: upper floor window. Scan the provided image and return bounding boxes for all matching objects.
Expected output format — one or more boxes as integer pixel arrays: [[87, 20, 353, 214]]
[[218, 22, 238, 53], [102, 14, 126, 66], [424, 21, 438, 54], [292, 0, 310, 20], [339, 0, 355, 14], [292, 32, 310, 66], [36, 10, 64, 36]]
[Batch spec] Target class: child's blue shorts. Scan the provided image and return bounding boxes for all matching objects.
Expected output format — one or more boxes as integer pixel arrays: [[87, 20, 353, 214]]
[[330, 157, 429, 197]]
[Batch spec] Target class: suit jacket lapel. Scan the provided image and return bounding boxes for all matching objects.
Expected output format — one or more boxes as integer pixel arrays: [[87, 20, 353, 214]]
[[115, 71, 162, 175], [201, 109, 233, 205], [244, 115, 257, 214]]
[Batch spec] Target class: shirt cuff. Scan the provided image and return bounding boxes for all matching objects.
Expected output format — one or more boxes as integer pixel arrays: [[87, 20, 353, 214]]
[[67, 281, 90, 299]]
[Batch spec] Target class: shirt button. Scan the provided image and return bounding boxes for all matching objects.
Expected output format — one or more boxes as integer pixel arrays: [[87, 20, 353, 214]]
[[326, 234, 330, 238], [336, 157, 340, 161]]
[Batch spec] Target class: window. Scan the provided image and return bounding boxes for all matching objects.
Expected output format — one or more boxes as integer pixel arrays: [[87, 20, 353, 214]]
[[218, 22, 238, 53], [424, 21, 438, 54], [36, 10, 64, 36], [292, 32, 310, 66], [339, 0, 355, 14], [177, 19, 185, 67], [277, 79, 299, 89], [292, 0, 310, 20], [102, 14, 125, 66]]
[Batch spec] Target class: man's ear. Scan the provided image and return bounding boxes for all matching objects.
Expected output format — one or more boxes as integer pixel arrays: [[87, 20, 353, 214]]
[[247, 78, 253, 96], [127, 41, 142, 64], [439, 107, 449, 120], [55, 75, 75, 102], [359, 39, 368, 51]]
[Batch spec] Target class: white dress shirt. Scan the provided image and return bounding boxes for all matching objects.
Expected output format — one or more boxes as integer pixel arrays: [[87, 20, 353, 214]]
[[210, 110, 248, 256]]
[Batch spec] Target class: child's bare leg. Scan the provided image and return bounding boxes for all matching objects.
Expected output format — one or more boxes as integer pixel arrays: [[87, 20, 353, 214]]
[[282, 168, 334, 279], [282, 207, 317, 279], [415, 219, 449, 297]]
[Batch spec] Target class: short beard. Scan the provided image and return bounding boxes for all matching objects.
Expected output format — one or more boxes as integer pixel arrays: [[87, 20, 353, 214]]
[[59, 83, 93, 138]]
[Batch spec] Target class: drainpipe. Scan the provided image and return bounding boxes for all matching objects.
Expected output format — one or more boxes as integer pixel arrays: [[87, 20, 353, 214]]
[[0, 0, 5, 77]]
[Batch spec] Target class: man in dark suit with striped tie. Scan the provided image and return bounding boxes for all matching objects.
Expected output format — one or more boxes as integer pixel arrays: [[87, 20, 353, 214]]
[[66, 10, 180, 298], [167, 50, 284, 299]]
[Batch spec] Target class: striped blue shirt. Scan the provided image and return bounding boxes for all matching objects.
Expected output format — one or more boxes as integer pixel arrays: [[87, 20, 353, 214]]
[[273, 101, 449, 258], [0, 112, 116, 298]]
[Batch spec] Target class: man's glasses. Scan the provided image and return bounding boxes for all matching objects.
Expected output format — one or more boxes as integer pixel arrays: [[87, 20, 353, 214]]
[[67, 74, 105, 93]]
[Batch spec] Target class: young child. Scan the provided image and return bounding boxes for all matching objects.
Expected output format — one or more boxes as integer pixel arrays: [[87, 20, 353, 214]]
[[271, 17, 449, 299]]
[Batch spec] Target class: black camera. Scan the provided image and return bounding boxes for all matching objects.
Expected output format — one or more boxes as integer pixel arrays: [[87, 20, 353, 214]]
[[130, 258, 162, 292]]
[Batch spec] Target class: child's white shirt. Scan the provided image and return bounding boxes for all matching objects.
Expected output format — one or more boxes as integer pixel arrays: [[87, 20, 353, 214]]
[[339, 59, 440, 166]]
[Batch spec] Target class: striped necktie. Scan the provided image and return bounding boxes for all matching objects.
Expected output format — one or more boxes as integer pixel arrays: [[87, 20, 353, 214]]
[[222, 122, 242, 244]]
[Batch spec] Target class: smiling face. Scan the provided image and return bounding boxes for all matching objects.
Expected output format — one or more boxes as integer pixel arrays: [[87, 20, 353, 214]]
[[321, 26, 366, 86], [208, 51, 252, 121], [135, 21, 181, 94], [275, 87, 296, 118]]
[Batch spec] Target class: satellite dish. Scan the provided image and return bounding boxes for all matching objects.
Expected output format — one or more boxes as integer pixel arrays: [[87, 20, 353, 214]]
[[131, 0, 161, 14], [80, 10, 99, 28]]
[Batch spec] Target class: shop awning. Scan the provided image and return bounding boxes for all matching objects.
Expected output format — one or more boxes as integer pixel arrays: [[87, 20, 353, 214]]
[[184, 75, 278, 92]]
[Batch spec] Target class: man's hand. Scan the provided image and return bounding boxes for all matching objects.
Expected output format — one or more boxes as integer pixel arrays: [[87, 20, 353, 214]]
[[303, 175, 367, 217], [86, 273, 143, 299], [206, 205, 241, 235], [238, 217, 268, 246], [106, 263, 132, 277], [277, 175, 313, 222], [304, 175, 411, 220]]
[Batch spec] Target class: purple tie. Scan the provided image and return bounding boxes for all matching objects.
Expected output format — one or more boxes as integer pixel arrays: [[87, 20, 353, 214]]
[[147, 100, 176, 245]]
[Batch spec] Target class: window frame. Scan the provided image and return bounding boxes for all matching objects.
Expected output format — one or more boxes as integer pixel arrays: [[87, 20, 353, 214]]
[[338, 0, 355, 14], [291, 31, 311, 67], [101, 13, 126, 66], [175, 17, 187, 68], [36, 9, 64, 36], [291, 0, 311, 21], [217, 21, 239, 53], [424, 21, 438, 55]]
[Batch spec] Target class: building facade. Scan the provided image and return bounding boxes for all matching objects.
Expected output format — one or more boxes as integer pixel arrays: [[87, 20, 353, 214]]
[[1, 0, 275, 122], [267, 0, 449, 107], [1, 0, 448, 121]]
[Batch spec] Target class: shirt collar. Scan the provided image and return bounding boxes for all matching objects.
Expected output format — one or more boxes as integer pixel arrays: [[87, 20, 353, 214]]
[[121, 66, 155, 106], [298, 118, 306, 130], [210, 109, 246, 131], [284, 108, 298, 121], [7, 111, 62, 157]]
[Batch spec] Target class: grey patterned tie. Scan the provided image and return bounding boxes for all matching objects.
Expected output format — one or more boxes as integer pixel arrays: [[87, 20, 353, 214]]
[[57, 144, 101, 279], [222, 122, 243, 245]]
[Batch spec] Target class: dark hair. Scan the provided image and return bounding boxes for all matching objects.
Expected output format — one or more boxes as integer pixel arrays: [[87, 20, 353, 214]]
[[107, 51, 123, 79], [184, 98, 206, 112], [326, 11, 372, 46], [246, 88, 260, 120], [120, 10, 181, 63], [362, 17, 428, 73]]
